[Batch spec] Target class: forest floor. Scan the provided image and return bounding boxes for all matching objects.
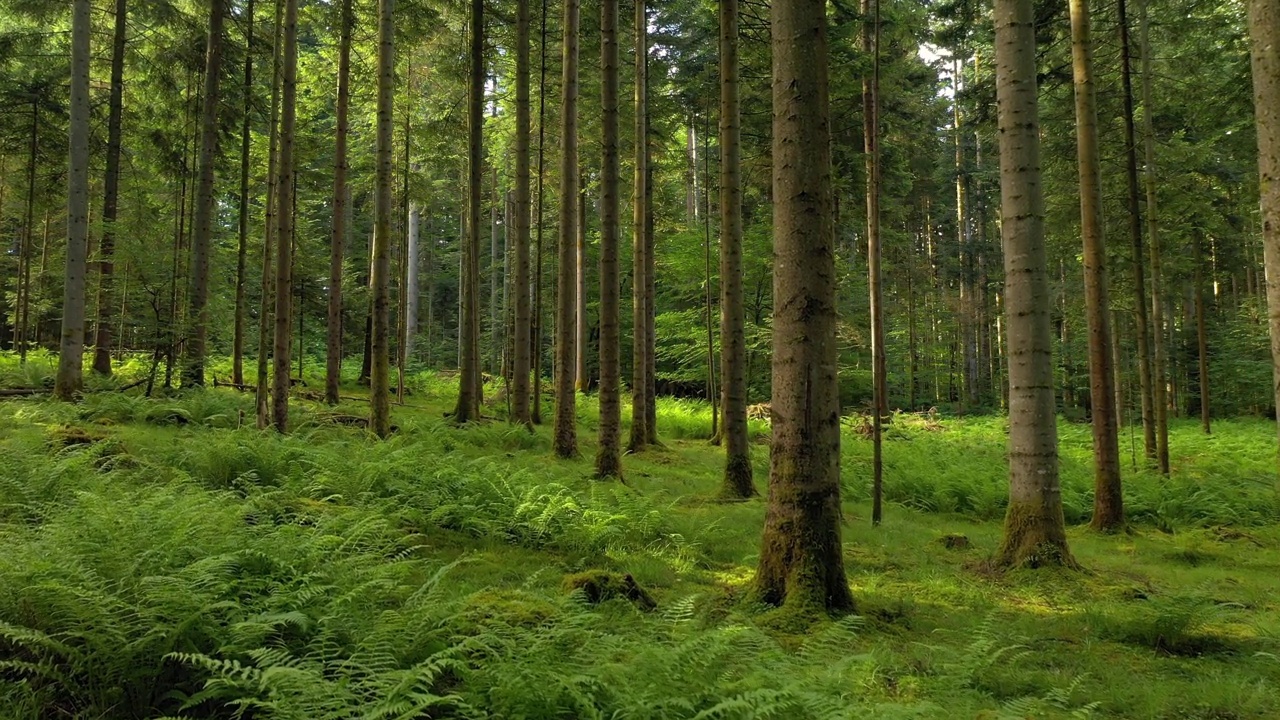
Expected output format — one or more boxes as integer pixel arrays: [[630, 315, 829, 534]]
[[2, 353, 1280, 719]]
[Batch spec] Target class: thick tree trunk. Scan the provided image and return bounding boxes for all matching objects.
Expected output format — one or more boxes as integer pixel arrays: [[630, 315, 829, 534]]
[[183, 0, 226, 388], [595, 0, 622, 478], [56, 0, 92, 401], [754, 0, 854, 612], [93, 0, 128, 377], [369, 0, 396, 436], [454, 0, 484, 423], [257, 0, 284, 428], [1069, 0, 1123, 531], [718, 0, 753, 497], [512, 0, 533, 427], [270, 0, 299, 432], [629, 0, 650, 452], [553, 0, 581, 458], [1139, 0, 1170, 475], [325, 0, 352, 405], [1118, 0, 1156, 461], [864, 0, 885, 523], [1249, 0, 1280, 465], [993, 0, 1076, 568]]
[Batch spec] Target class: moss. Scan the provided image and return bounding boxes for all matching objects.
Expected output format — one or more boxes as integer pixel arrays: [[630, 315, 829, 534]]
[[562, 570, 656, 611], [938, 533, 971, 550], [458, 590, 559, 629], [46, 425, 106, 450], [995, 500, 1080, 570]]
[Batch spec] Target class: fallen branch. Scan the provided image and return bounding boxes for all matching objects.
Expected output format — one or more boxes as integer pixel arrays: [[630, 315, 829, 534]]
[[0, 387, 49, 397]]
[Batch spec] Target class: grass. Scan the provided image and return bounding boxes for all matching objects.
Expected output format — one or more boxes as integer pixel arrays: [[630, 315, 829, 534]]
[[1, 352, 1279, 718]]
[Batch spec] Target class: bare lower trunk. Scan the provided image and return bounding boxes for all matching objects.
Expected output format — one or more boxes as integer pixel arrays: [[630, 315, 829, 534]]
[[369, 0, 395, 436], [325, 0, 352, 405], [994, 0, 1075, 568], [553, 0, 581, 458], [532, 0, 548, 426], [754, 0, 853, 612], [56, 0, 92, 401], [1195, 234, 1211, 434], [1140, 0, 1170, 475], [270, 0, 299, 432], [257, 0, 284, 428], [576, 189, 588, 392], [93, 0, 128, 377], [512, 0, 532, 427], [454, 0, 483, 423], [629, 0, 649, 453], [1250, 0, 1280, 467], [864, 0, 885, 523], [595, 0, 622, 478]]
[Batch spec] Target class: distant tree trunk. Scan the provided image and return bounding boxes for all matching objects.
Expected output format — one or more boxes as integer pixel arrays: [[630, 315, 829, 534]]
[[576, 187, 588, 391], [491, 169, 502, 377], [629, 0, 650, 452], [56, 0, 92, 401], [1139, 0, 1170, 475], [325, 0, 352, 405], [93, 0, 128, 377], [645, 122, 658, 444], [1112, 309, 1125, 428], [17, 102, 38, 364], [512, 0, 533, 427], [183, 0, 226, 388], [864, 0, 885, 524], [454, 0, 483, 423], [1069, 0, 1123, 531], [257, 0, 284, 428], [532, 0, 549, 425], [994, 0, 1076, 568], [368, 0, 395, 436], [270, 0, 299, 431], [406, 203, 420, 362], [754, 0, 854, 612], [595, 0, 622, 478], [553, 0, 581, 458], [1252, 0, 1280, 463], [1118, 0, 1156, 462], [1194, 233, 1211, 434], [702, 113, 717, 439], [231, 0, 254, 387], [718, 0, 753, 497]]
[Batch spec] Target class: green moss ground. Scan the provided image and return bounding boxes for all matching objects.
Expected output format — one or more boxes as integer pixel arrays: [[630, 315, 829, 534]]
[[2, 353, 1279, 718]]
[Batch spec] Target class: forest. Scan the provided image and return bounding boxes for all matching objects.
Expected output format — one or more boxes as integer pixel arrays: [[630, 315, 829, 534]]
[[2, 0, 1280, 716]]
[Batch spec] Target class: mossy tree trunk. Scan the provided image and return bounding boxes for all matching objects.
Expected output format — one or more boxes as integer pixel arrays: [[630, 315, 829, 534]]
[[754, 0, 854, 613], [512, 0, 533, 427], [595, 0, 622, 479], [454, 0, 484, 424], [553, 0, 580, 458], [629, 0, 650, 453], [1249, 0, 1280, 468], [993, 0, 1076, 568], [56, 0, 91, 401]]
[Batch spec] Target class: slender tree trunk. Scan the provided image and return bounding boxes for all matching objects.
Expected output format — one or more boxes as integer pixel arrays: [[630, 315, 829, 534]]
[[1139, 0, 1170, 475], [864, 0, 885, 524], [325, 0, 352, 405], [1118, 0, 1156, 461], [270, 0, 299, 431], [454, 0, 483, 422], [512, 0, 533, 427], [702, 113, 717, 438], [595, 0, 622, 478], [754, 0, 853, 612], [1069, 0, 1123, 531], [93, 0, 128, 376], [1112, 309, 1125, 429], [56, 0, 92, 401], [257, 0, 284, 428], [718, 0, 753, 497], [994, 0, 1076, 568], [553, 0, 581, 458], [643, 77, 658, 444], [491, 168, 502, 377], [17, 102, 38, 364], [406, 204, 420, 362], [532, 0, 549, 425], [1251, 0, 1280, 466], [576, 188, 588, 391], [367, 0, 395, 435], [183, 0, 226, 387], [231, 0, 254, 387], [629, 0, 650, 452], [1195, 233, 1211, 434]]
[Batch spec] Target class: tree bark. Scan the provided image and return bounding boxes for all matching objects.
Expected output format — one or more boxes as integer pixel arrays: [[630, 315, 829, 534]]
[[183, 0, 226, 387], [17, 101, 38, 364], [754, 0, 854, 612], [1249, 0, 1280, 465], [1139, 0, 1170, 475], [993, 0, 1076, 568], [325, 0, 353, 405], [512, 0, 533, 427], [864, 0, 885, 523], [1194, 233, 1211, 434], [532, 0, 549, 426], [576, 188, 588, 391], [56, 0, 92, 401], [257, 0, 284, 428], [93, 0, 128, 377], [231, 0, 253, 387], [595, 0, 622, 478], [718, 0, 753, 498], [368, 0, 395, 436], [270, 0, 299, 432], [1069, 0, 1123, 531], [454, 0, 484, 424], [553, 0, 581, 458], [629, 0, 650, 453]]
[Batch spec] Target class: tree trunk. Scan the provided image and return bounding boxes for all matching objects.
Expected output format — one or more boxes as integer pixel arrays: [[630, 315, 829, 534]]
[[702, 113, 717, 439], [491, 169, 502, 378], [56, 0, 92, 401], [643, 86, 658, 444], [595, 0, 622, 478], [718, 0, 753, 497], [257, 0, 284, 428], [993, 0, 1076, 568], [553, 0, 581, 458], [93, 0, 128, 377], [576, 188, 588, 391], [454, 0, 483, 423], [18, 101, 38, 364], [1250, 0, 1280, 464], [183, 0, 226, 387], [754, 0, 854, 612], [1112, 309, 1125, 429], [406, 204, 420, 363], [1069, 0, 1123, 531], [864, 0, 885, 524], [367, 0, 395, 435], [325, 0, 352, 405], [231, 0, 254, 387], [270, 0, 299, 432], [1194, 233, 1211, 434], [1139, 0, 1170, 475], [512, 0, 533, 427], [532, 0, 549, 426], [629, 0, 650, 453]]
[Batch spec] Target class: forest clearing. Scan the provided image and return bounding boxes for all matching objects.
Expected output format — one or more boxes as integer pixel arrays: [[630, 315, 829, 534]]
[[2, 356, 1279, 718]]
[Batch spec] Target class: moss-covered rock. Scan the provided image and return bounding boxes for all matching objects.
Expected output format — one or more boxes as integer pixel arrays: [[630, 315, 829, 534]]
[[562, 570, 656, 611]]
